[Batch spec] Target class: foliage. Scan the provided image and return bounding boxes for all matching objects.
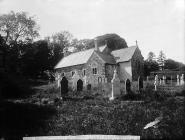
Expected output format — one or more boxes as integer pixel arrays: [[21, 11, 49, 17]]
[[0, 11, 39, 45], [144, 60, 159, 76], [157, 50, 166, 70], [146, 51, 156, 62], [164, 59, 185, 70]]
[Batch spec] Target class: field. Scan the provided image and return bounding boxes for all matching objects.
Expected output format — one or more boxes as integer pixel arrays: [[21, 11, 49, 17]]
[[0, 75, 185, 140]]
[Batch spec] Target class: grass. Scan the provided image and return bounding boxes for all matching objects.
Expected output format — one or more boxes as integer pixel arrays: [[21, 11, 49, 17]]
[[0, 75, 185, 140]]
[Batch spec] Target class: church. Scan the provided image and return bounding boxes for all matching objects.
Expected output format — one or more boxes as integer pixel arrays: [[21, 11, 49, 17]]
[[54, 38, 144, 90]]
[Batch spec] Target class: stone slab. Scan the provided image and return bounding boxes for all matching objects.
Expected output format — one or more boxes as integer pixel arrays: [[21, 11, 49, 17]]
[[23, 135, 140, 140]]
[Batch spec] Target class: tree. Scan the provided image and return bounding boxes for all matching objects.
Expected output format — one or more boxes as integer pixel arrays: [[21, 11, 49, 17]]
[[144, 60, 159, 77], [146, 51, 156, 62], [157, 50, 166, 71], [164, 59, 185, 70], [45, 31, 74, 68], [0, 11, 39, 45]]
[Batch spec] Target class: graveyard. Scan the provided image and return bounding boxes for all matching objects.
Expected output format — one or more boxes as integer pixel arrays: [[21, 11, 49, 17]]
[[0, 72, 185, 140]]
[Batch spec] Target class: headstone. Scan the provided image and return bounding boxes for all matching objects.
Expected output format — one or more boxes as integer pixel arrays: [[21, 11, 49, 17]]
[[176, 75, 180, 86], [162, 75, 165, 85], [180, 74, 184, 85], [138, 76, 143, 92], [154, 75, 158, 91], [125, 79, 131, 94], [154, 75, 158, 85], [110, 69, 120, 100], [60, 77, 68, 98], [77, 79, 83, 91], [87, 84, 91, 90]]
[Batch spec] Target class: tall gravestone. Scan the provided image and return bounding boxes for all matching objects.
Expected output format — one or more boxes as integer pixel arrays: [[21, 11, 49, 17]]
[[176, 75, 180, 86], [180, 74, 184, 85], [138, 76, 143, 92], [125, 79, 131, 94], [60, 77, 68, 98], [154, 75, 158, 91], [110, 69, 120, 100]]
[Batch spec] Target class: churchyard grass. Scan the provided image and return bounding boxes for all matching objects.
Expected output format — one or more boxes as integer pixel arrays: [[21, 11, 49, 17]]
[[0, 77, 184, 140]]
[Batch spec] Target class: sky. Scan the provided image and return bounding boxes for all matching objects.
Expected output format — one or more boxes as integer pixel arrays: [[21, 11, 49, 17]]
[[0, 0, 185, 63]]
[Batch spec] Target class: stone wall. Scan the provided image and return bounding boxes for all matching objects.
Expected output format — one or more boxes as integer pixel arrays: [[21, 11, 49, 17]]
[[131, 47, 144, 81], [105, 64, 116, 82], [85, 52, 107, 87]]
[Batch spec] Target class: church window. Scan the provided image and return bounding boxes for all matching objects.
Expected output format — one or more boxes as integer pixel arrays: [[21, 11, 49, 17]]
[[92, 68, 97, 74], [83, 69, 86, 76]]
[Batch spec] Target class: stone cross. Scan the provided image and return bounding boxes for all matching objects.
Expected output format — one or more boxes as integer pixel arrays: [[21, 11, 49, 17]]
[[180, 74, 184, 85], [110, 69, 120, 100]]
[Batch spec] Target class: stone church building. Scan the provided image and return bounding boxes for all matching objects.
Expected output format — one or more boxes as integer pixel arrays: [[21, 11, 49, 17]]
[[54, 38, 144, 90]]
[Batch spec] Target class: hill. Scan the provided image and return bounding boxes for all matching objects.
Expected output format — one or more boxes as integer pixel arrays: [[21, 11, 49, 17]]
[[79, 33, 128, 51]]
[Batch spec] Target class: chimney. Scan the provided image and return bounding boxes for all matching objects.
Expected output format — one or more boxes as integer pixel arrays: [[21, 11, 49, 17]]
[[94, 38, 99, 51]]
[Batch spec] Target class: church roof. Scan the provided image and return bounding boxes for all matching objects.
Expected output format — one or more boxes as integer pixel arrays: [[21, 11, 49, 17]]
[[111, 46, 137, 63], [95, 51, 116, 64], [54, 45, 138, 69], [54, 45, 106, 69]]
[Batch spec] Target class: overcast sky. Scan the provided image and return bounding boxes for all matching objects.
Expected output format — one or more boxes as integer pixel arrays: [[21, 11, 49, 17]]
[[0, 0, 184, 63]]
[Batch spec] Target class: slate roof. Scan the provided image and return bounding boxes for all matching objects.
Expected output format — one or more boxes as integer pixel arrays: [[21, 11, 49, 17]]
[[111, 46, 137, 63], [55, 45, 106, 69], [95, 51, 116, 64], [55, 45, 138, 69]]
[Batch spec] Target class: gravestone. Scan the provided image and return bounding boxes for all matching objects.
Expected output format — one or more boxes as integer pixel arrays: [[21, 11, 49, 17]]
[[154, 75, 158, 91], [87, 84, 91, 90], [138, 76, 143, 92], [162, 75, 166, 85], [176, 75, 180, 86], [125, 79, 131, 94], [77, 79, 83, 91], [180, 74, 184, 85], [60, 77, 68, 97], [110, 69, 120, 100]]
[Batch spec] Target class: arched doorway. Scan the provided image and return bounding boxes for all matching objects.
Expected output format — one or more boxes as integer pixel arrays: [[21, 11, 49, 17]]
[[60, 76, 68, 97], [77, 79, 83, 91]]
